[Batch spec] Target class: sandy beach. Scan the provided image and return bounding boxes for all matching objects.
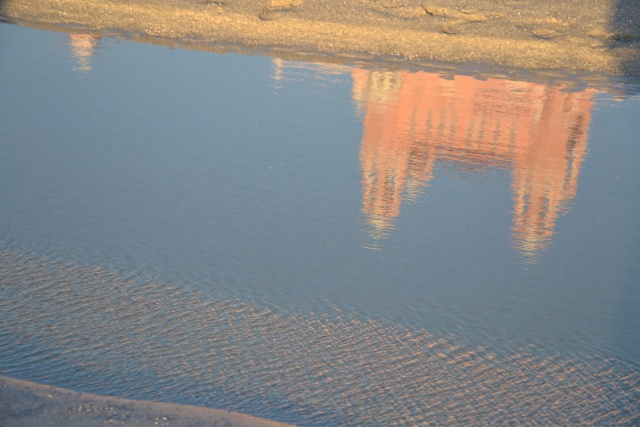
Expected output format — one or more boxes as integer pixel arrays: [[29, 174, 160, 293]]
[[0, 375, 297, 427], [1, 0, 639, 76]]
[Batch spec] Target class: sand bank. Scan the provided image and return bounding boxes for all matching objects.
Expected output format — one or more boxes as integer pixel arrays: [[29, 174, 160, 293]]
[[0, 375, 297, 427], [1, 0, 639, 76]]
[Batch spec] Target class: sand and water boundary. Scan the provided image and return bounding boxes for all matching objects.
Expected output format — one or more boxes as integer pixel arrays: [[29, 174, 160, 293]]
[[1, 375, 297, 427], [1, 0, 639, 77]]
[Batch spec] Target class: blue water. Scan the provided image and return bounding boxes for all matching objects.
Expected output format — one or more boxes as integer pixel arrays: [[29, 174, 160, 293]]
[[1, 23, 639, 426]]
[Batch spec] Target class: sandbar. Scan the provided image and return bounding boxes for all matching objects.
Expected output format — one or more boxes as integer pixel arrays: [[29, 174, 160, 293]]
[[0, 375, 297, 427]]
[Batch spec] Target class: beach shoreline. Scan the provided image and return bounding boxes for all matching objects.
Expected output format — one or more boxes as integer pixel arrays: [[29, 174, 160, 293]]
[[1, 0, 639, 77], [0, 375, 297, 427]]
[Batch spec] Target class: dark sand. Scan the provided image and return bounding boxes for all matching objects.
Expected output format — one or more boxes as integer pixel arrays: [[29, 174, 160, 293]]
[[1, 0, 639, 76], [0, 376, 297, 427]]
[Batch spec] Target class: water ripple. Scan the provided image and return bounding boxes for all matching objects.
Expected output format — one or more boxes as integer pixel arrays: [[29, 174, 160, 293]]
[[0, 250, 638, 426]]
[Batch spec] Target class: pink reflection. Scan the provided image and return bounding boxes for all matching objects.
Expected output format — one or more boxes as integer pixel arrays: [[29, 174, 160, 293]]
[[68, 34, 100, 73], [353, 69, 594, 259]]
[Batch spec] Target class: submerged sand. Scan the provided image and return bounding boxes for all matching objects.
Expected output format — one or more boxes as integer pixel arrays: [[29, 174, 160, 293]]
[[0, 375, 297, 427], [1, 0, 639, 76]]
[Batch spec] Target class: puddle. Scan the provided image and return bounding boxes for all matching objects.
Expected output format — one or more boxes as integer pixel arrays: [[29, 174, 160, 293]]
[[1, 23, 639, 426]]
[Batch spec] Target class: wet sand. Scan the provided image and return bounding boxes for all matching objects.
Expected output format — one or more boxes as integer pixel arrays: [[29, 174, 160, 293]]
[[0, 376, 297, 427], [1, 0, 639, 76]]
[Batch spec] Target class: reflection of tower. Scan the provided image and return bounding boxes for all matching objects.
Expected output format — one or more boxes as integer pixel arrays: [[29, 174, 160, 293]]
[[68, 34, 100, 73], [510, 90, 591, 260], [353, 69, 594, 259], [353, 69, 437, 240]]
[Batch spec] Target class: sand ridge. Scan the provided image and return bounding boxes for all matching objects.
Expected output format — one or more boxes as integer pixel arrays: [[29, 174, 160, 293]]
[[0, 375, 298, 427]]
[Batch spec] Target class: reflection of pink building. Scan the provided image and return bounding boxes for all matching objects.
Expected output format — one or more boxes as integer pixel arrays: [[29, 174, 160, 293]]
[[353, 69, 594, 259], [68, 34, 100, 72]]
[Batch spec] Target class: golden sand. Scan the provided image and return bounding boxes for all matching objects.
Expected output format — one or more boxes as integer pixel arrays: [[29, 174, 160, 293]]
[[1, 0, 639, 76]]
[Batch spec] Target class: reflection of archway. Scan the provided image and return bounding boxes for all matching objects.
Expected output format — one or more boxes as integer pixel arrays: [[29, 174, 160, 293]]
[[68, 34, 100, 73], [353, 69, 594, 260]]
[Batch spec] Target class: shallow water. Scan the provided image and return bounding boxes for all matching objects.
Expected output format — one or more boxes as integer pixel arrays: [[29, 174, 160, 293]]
[[1, 23, 639, 426]]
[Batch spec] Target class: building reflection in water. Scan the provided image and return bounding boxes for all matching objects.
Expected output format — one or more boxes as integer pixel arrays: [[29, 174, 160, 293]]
[[353, 69, 594, 260], [68, 34, 100, 73], [272, 59, 595, 259]]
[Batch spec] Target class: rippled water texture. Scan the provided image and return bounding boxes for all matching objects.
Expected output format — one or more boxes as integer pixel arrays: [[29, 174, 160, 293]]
[[1, 23, 640, 426], [2, 252, 639, 425]]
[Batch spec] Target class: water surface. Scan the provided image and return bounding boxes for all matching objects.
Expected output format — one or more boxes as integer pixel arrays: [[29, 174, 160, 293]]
[[1, 23, 639, 426]]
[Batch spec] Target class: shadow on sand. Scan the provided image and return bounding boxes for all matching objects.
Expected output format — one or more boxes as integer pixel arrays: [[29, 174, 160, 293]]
[[612, 0, 640, 77], [0, 0, 12, 23]]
